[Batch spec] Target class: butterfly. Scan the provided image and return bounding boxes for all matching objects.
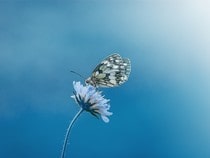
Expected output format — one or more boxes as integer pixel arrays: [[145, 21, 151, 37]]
[[85, 53, 131, 88]]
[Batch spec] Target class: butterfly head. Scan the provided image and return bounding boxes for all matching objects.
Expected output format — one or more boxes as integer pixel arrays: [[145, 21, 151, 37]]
[[85, 77, 97, 87]]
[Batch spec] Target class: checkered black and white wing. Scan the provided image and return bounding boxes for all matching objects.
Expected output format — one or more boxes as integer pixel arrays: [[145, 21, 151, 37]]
[[85, 53, 131, 88]]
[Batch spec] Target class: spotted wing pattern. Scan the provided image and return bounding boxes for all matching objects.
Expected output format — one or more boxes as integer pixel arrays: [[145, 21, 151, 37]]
[[85, 53, 131, 88]]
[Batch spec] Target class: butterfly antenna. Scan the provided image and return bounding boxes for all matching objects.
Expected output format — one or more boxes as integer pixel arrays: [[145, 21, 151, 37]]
[[70, 70, 86, 79]]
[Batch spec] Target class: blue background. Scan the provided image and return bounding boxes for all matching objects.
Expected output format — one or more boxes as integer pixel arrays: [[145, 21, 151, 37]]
[[0, 1, 210, 158]]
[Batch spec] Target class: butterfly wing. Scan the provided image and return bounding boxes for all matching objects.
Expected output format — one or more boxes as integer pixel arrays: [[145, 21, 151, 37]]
[[87, 53, 131, 88]]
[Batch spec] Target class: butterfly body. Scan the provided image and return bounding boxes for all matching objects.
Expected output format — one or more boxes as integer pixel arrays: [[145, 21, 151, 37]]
[[85, 53, 131, 88]]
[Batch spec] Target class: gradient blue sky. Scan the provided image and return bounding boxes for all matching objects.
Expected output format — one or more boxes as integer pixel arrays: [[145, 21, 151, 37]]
[[0, 1, 210, 158]]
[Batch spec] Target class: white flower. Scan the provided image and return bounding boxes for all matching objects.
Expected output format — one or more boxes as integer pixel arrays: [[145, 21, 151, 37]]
[[71, 81, 113, 123]]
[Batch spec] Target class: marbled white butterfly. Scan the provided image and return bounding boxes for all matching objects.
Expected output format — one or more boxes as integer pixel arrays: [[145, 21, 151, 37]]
[[85, 53, 131, 88]]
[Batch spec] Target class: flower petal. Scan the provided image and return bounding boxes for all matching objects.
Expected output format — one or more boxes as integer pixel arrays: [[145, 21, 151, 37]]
[[101, 115, 110, 123]]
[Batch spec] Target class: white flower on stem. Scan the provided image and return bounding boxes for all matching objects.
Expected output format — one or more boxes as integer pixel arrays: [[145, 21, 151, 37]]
[[61, 81, 113, 158], [71, 81, 112, 123]]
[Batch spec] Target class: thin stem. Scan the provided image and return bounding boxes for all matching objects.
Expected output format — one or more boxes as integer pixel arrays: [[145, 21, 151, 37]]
[[61, 108, 84, 158]]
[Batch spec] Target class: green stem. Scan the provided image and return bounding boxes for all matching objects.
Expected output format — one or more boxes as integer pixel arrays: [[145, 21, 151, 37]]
[[61, 108, 83, 158]]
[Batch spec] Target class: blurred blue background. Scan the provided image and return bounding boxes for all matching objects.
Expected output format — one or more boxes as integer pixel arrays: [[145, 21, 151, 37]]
[[0, 1, 210, 158]]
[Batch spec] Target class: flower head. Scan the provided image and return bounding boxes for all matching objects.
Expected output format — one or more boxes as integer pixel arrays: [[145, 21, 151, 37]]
[[71, 81, 112, 123]]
